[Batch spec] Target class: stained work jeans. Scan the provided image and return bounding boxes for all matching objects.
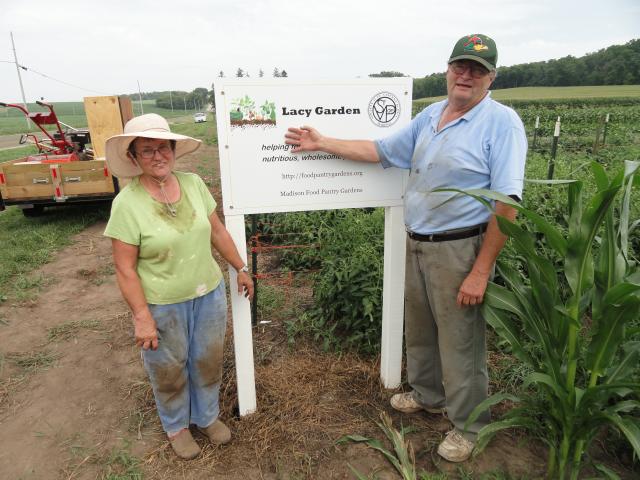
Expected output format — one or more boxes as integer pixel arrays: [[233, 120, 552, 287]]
[[404, 235, 491, 441], [142, 281, 227, 434]]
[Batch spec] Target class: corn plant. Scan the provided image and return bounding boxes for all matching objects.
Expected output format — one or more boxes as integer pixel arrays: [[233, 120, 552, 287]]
[[448, 161, 640, 479], [337, 411, 417, 480]]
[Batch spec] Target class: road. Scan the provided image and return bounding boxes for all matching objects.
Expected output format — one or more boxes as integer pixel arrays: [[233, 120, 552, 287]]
[[0, 133, 36, 150]]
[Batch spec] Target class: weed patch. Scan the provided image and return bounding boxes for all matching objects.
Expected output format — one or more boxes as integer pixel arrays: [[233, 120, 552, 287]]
[[6, 350, 61, 373], [47, 319, 104, 342]]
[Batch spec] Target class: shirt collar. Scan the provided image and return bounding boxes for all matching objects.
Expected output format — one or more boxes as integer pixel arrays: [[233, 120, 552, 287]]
[[429, 90, 493, 130]]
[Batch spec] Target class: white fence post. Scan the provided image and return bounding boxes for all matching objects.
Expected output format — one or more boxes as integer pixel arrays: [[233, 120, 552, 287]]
[[225, 214, 257, 416], [380, 205, 406, 388]]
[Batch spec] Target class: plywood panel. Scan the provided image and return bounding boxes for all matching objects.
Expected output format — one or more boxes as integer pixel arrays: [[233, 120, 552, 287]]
[[84, 96, 125, 160], [118, 97, 134, 125]]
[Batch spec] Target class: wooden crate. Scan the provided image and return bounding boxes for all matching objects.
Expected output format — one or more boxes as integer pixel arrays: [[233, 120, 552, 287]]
[[0, 159, 115, 202]]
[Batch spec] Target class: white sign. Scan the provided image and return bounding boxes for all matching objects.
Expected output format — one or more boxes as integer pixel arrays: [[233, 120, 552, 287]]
[[214, 79, 411, 415], [214, 79, 412, 215]]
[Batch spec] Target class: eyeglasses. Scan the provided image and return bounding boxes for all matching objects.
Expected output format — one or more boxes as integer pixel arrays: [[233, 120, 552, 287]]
[[134, 144, 173, 159], [448, 61, 490, 79]]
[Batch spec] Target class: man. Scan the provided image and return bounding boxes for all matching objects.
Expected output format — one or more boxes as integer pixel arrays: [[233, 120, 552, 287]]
[[285, 34, 526, 462]]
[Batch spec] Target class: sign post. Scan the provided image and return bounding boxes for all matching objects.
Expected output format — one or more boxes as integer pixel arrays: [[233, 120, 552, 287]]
[[215, 79, 411, 415]]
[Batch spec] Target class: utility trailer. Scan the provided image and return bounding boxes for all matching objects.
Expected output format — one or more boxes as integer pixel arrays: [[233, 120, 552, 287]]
[[0, 96, 132, 216]]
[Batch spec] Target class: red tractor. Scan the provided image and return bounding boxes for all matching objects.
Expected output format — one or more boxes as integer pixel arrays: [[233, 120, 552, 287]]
[[0, 100, 92, 163]]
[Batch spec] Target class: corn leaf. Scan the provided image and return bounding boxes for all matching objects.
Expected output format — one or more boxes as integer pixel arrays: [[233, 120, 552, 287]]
[[435, 188, 568, 255], [587, 292, 640, 378], [601, 413, 640, 459], [474, 416, 534, 454], [605, 341, 640, 384], [482, 288, 533, 365]]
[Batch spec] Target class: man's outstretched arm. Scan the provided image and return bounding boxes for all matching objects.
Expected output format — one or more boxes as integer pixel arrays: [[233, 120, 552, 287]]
[[285, 126, 380, 163]]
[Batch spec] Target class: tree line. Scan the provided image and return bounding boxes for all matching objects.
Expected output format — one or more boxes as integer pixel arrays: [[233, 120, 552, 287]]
[[131, 38, 639, 109], [126, 67, 289, 111], [412, 38, 640, 99]]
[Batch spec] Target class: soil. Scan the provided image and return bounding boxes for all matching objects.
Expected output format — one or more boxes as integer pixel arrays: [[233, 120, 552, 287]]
[[0, 144, 634, 479]]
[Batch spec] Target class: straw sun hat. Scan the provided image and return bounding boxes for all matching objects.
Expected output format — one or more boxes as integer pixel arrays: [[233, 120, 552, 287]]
[[105, 113, 201, 178]]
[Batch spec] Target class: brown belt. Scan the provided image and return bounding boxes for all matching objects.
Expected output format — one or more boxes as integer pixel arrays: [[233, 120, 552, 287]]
[[407, 223, 488, 242]]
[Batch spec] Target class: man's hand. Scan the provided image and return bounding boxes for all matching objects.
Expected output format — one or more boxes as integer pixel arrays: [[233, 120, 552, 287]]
[[457, 270, 490, 307], [134, 311, 158, 350], [285, 126, 323, 153], [237, 271, 254, 300]]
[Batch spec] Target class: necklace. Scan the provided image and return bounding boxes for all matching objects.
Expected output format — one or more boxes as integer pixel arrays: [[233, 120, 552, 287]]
[[145, 174, 177, 217]]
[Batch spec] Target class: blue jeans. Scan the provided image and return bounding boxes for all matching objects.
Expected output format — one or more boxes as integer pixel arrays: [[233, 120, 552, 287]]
[[143, 281, 227, 435]]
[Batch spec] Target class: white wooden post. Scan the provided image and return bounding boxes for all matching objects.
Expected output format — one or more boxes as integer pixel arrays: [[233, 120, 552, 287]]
[[380, 205, 406, 388], [225, 214, 257, 415]]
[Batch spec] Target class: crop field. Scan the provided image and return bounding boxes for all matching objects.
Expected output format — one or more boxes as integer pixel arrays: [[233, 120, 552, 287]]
[[415, 84, 640, 104], [0, 99, 201, 136], [0, 89, 639, 478]]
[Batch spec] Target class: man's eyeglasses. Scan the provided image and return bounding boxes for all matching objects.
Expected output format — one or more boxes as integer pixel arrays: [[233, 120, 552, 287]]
[[448, 61, 491, 79], [134, 144, 173, 159]]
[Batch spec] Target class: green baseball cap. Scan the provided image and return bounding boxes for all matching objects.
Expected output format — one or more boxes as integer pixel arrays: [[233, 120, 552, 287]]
[[448, 34, 498, 71]]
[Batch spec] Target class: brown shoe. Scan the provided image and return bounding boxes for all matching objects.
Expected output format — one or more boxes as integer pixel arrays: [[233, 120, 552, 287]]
[[390, 392, 446, 415], [197, 419, 231, 444], [169, 429, 200, 459]]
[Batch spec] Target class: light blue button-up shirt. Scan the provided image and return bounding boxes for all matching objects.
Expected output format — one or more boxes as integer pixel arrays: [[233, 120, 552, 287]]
[[375, 93, 527, 235]]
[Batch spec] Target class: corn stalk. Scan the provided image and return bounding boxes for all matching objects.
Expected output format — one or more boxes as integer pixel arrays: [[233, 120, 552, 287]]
[[446, 161, 640, 479]]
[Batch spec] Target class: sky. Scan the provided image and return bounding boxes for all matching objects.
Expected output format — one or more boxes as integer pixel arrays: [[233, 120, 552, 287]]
[[1, 0, 639, 102]]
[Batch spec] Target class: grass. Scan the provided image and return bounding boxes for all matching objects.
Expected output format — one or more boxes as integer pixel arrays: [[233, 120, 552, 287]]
[[122, 380, 161, 439], [6, 350, 60, 373], [257, 282, 287, 319], [416, 84, 640, 103], [0, 204, 109, 303], [100, 442, 143, 480], [62, 438, 143, 480], [0, 145, 38, 163], [171, 115, 218, 145], [47, 318, 103, 342]]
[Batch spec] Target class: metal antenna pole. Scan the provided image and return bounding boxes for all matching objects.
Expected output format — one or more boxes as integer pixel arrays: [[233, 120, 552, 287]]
[[137, 80, 144, 114], [10, 32, 30, 129]]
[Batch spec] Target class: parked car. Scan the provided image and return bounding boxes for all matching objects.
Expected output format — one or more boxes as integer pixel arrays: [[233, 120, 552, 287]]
[[194, 112, 207, 123]]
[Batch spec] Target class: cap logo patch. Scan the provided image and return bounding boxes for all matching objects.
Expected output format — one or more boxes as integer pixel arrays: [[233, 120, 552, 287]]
[[463, 35, 489, 52]]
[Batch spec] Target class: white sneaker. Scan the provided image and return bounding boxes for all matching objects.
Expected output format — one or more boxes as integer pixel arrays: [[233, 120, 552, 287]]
[[437, 429, 475, 462], [390, 392, 445, 415]]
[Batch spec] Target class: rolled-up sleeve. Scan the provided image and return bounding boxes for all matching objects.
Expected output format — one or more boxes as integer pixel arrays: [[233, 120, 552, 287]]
[[375, 108, 431, 170]]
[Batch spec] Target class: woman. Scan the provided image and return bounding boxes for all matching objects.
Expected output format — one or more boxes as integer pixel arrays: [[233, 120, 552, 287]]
[[104, 113, 253, 459]]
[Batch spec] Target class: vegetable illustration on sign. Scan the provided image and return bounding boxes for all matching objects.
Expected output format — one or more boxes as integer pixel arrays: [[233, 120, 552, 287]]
[[230, 95, 276, 128]]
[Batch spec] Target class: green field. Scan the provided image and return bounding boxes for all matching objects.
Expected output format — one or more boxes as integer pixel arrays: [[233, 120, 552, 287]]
[[0, 99, 203, 136], [417, 84, 640, 103]]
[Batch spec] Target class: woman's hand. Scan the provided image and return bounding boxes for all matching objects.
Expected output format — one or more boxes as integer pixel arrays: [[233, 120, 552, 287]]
[[134, 310, 159, 350], [237, 271, 254, 300]]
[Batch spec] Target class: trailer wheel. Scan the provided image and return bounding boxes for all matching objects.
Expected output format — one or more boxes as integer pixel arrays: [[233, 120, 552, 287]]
[[22, 205, 45, 217]]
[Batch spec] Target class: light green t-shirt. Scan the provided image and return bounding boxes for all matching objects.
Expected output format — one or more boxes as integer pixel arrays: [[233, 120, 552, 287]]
[[104, 171, 223, 304]]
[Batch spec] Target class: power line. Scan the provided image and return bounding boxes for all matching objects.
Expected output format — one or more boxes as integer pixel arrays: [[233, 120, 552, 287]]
[[21, 64, 112, 95], [2, 58, 112, 95]]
